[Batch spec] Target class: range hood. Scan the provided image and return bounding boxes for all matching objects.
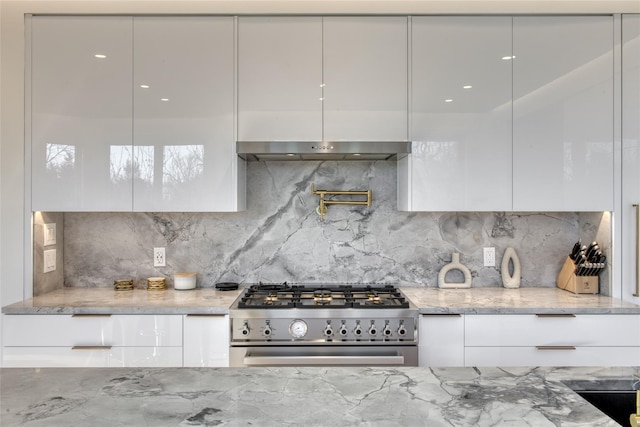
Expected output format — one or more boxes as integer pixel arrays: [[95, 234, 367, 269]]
[[236, 141, 411, 161]]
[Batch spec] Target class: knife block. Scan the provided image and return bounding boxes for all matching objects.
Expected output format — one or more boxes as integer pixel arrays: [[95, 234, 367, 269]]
[[556, 257, 599, 294]]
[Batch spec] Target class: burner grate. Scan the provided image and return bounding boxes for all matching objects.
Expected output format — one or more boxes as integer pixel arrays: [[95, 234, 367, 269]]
[[237, 283, 409, 309]]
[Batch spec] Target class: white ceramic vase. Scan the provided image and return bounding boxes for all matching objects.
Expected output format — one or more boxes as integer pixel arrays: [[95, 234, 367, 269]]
[[501, 247, 521, 289], [438, 252, 472, 289]]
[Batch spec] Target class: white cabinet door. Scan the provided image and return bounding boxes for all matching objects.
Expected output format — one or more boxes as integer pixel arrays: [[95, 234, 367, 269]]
[[419, 314, 464, 367], [402, 16, 512, 211], [622, 14, 640, 304], [133, 17, 242, 212], [512, 16, 614, 211], [183, 315, 230, 367], [323, 17, 408, 141], [238, 17, 323, 142], [31, 16, 133, 211]]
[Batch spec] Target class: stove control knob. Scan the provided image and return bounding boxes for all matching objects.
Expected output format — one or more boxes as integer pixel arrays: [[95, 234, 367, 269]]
[[397, 323, 407, 337], [354, 323, 363, 337], [338, 324, 349, 337], [323, 324, 334, 337], [241, 323, 250, 336], [368, 323, 377, 336], [263, 324, 272, 337], [382, 324, 392, 337]]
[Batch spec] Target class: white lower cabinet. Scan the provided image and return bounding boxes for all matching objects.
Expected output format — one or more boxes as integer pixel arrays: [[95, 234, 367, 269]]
[[2, 314, 183, 367], [183, 314, 230, 367], [464, 314, 640, 367], [418, 314, 464, 367]]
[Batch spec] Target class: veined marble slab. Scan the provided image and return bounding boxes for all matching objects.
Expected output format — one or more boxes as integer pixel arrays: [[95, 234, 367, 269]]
[[401, 287, 640, 314], [3, 287, 640, 315], [1, 366, 636, 427], [1, 288, 243, 315]]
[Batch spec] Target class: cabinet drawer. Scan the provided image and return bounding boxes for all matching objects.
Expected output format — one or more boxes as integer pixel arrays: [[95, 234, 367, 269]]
[[465, 346, 640, 367], [2, 346, 183, 367], [465, 314, 640, 347], [3, 315, 183, 347], [419, 314, 464, 367], [183, 314, 229, 367]]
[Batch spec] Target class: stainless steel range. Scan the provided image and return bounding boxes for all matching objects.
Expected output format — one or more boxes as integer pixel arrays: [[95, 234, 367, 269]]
[[229, 283, 418, 367]]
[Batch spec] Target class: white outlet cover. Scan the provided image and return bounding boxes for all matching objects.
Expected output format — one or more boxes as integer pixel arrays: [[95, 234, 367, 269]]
[[44, 249, 56, 273], [483, 247, 496, 267], [154, 247, 166, 267], [44, 223, 56, 246]]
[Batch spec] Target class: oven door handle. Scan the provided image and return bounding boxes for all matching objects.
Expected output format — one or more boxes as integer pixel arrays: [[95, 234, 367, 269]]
[[243, 354, 405, 366]]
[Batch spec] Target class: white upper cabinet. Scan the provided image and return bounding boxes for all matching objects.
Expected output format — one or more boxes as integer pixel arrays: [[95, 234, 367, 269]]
[[133, 17, 242, 211], [512, 16, 614, 211], [31, 16, 244, 212], [401, 16, 512, 211], [31, 16, 133, 211], [237, 16, 407, 142], [323, 17, 408, 141], [622, 14, 640, 304], [238, 17, 323, 141]]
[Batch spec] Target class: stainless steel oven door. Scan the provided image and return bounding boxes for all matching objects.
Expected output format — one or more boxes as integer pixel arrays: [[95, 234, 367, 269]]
[[229, 345, 417, 367]]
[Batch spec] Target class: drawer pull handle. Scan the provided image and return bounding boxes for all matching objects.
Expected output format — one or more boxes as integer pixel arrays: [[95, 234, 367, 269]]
[[420, 314, 461, 317], [634, 204, 640, 297], [71, 346, 112, 350], [535, 314, 576, 318], [186, 314, 226, 318], [535, 346, 576, 350], [71, 314, 112, 318]]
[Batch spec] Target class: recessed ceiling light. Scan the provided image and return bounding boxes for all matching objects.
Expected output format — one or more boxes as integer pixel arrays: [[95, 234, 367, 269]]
[[502, 55, 516, 60], [94, 54, 106, 59], [160, 98, 169, 102], [140, 84, 150, 89], [445, 99, 453, 103], [463, 85, 472, 89]]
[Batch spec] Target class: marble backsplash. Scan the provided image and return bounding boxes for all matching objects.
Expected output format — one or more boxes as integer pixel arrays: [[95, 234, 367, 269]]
[[35, 161, 611, 293]]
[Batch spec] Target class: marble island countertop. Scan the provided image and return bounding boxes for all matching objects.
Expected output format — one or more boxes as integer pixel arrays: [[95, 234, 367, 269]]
[[1, 366, 638, 426], [2, 286, 640, 315]]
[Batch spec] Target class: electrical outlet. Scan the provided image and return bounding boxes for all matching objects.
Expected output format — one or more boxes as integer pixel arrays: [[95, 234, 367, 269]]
[[483, 247, 496, 267], [43, 223, 56, 246], [44, 249, 56, 273], [154, 247, 166, 267]]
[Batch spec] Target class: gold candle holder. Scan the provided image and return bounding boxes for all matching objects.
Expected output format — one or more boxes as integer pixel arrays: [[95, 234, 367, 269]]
[[147, 277, 166, 291], [114, 279, 134, 291]]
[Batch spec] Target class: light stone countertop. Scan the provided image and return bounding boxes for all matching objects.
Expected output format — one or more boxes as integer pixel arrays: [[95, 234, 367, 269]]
[[1, 287, 243, 315], [400, 287, 640, 314], [1, 366, 638, 426], [3, 286, 640, 315]]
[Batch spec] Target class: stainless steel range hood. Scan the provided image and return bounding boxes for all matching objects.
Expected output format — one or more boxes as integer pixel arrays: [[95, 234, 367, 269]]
[[237, 141, 411, 161]]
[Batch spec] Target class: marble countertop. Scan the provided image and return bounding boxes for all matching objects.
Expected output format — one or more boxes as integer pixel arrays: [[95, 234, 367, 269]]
[[401, 287, 640, 314], [1, 287, 243, 315], [1, 366, 638, 426], [3, 286, 640, 315]]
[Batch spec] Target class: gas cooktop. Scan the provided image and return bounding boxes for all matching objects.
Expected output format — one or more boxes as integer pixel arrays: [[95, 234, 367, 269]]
[[236, 283, 410, 309]]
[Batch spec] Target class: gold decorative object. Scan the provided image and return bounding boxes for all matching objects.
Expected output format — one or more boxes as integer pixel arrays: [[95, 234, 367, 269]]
[[147, 277, 166, 291], [311, 183, 372, 221], [113, 279, 134, 291]]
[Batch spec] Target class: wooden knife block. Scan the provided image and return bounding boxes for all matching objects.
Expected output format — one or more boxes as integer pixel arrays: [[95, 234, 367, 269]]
[[556, 256, 599, 294]]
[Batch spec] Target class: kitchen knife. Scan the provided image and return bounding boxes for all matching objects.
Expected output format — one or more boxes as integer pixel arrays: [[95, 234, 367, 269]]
[[570, 241, 581, 261], [585, 241, 599, 261]]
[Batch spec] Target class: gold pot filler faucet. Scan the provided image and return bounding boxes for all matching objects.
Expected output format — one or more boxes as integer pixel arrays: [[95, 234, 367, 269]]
[[311, 183, 372, 221]]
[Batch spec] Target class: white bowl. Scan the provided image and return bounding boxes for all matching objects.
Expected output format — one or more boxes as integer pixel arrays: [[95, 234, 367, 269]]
[[174, 272, 196, 290]]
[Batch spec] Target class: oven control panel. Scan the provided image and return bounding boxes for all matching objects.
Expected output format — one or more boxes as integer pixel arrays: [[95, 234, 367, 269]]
[[231, 317, 417, 342]]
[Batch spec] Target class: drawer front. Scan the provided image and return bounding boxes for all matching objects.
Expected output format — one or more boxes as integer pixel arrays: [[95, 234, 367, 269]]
[[465, 314, 640, 347], [183, 314, 229, 367], [2, 346, 183, 368], [3, 315, 183, 347], [465, 346, 640, 367], [419, 314, 464, 367]]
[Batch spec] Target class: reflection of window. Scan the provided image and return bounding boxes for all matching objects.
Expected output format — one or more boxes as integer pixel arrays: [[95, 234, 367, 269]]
[[46, 143, 75, 178], [110, 145, 154, 184], [163, 145, 204, 187]]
